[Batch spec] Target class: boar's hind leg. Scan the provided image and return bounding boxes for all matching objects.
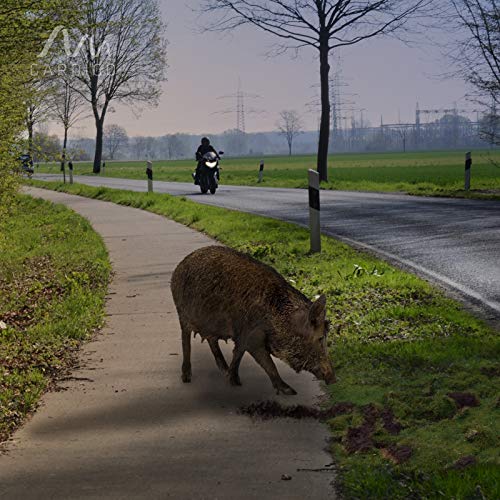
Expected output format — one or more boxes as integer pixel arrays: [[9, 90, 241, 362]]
[[248, 347, 297, 396], [227, 343, 245, 386], [180, 320, 192, 383], [208, 338, 228, 373]]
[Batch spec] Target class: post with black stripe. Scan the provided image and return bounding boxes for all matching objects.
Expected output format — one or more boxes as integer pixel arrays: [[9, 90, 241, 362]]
[[308, 169, 321, 253], [146, 160, 153, 193], [258, 159, 264, 183], [465, 152, 472, 191]]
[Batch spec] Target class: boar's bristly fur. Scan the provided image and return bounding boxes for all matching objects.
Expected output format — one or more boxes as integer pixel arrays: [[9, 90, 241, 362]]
[[171, 245, 335, 395]]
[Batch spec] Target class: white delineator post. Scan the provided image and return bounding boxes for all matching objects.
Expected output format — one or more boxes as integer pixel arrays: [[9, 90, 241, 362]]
[[308, 169, 321, 254], [465, 152, 472, 191], [258, 159, 264, 183], [146, 160, 153, 193]]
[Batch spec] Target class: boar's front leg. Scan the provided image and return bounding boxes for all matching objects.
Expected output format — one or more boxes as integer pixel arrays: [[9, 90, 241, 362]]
[[180, 320, 192, 383], [227, 343, 245, 386], [208, 338, 229, 373], [248, 346, 297, 396]]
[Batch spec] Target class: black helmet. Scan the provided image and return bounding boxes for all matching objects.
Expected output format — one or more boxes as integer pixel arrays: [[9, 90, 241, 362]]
[[201, 137, 210, 146]]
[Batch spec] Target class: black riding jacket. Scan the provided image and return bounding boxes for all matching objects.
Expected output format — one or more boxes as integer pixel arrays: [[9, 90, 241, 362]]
[[196, 144, 218, 161]]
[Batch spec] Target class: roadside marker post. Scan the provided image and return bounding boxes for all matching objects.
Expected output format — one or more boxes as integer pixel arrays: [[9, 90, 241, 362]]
[[465, 152, 472, 191], [146, 160, 153, 193], [69, 161, 73, 185], [258, 160, 264, 183], [308, 169, 321, 254]]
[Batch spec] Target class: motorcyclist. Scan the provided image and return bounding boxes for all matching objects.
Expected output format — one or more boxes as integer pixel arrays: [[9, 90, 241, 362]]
[[193, 137, 220, 185]]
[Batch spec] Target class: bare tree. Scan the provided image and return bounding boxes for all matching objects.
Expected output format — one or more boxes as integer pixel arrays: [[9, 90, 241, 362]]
[[26, 103, 44, 159], [277, 110, 303, 155], [104, 124, 128, 160], [397, 127, 409, 152], [51, 78, 87, 177], [202, 0, 431, 181], [166, 134, 190, 159], [71, 0, 167, 173], [479, 109, 499, 146], [447, 0, 499, 145], [25, 80, 55, 159]]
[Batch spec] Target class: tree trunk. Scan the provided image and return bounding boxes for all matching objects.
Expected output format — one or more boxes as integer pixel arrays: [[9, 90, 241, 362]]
[[63, 127, 68, 153], [62, 126, 68, 183], [28, 123, 33, 159], [27, 109, 34, 159], [317, 40, 330, 182], [93, 119, 103, 174], [288, 139, 292, 156]]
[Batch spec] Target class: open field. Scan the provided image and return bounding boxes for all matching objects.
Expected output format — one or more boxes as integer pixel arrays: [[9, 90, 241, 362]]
[[37, 150, 500, 199], [0, 196, 110, 442], [31, 179, 500, 499]]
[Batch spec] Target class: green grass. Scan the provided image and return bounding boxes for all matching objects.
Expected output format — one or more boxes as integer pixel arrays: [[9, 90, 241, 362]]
[[30, 179, 499, 499], [38, 150, 500, 199], [0, 195, 110, 442]]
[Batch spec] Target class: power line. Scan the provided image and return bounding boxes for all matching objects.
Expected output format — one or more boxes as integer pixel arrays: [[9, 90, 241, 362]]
[[215, 78, 264, 133], [306, 57, 357, 133]]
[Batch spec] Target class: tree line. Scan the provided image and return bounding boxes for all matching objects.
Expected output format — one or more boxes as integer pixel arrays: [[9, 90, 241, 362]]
[[31, 111, 489, 164]]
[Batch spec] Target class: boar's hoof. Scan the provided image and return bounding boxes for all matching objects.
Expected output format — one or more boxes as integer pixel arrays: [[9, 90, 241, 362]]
[[181, 367, 192, 383], [276, 384, 297, 396], [228, 373, 242, 386]]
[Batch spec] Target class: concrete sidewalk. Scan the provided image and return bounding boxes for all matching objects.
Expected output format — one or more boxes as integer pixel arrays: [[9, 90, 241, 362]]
[[0, 188, 334, 499]]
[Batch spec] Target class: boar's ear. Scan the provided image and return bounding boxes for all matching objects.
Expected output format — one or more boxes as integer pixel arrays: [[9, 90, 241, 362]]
[[309, 294, 327, 326]]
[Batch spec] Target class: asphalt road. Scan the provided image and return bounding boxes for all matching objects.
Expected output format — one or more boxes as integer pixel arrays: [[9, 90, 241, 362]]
[[35, 174, 500, 320]]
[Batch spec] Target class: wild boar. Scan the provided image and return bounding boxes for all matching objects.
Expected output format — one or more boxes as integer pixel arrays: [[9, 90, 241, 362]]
[[171, 245, 335, 395]]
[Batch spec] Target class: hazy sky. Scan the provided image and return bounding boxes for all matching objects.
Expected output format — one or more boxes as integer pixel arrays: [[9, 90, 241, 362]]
[[55, 0, 471, 138]]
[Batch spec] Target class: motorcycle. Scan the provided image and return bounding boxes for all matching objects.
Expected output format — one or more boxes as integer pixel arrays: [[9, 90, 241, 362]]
[[196, 151, 224, 194], [19, 154, 34, 178]]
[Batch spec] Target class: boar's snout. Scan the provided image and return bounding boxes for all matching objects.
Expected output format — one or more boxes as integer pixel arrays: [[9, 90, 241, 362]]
[[313, 360, 336, 385]]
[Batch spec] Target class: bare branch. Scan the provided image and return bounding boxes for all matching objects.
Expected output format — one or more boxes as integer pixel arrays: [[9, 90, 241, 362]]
[[441, 1, 499, 142]]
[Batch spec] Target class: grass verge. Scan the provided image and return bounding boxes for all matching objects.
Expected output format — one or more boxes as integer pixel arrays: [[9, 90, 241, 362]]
[[29, 180, 499, 499], [0, 195, 110, 443]]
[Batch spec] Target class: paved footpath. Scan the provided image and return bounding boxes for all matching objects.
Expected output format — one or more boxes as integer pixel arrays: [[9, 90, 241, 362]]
[[0, 188, 333, 499]]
